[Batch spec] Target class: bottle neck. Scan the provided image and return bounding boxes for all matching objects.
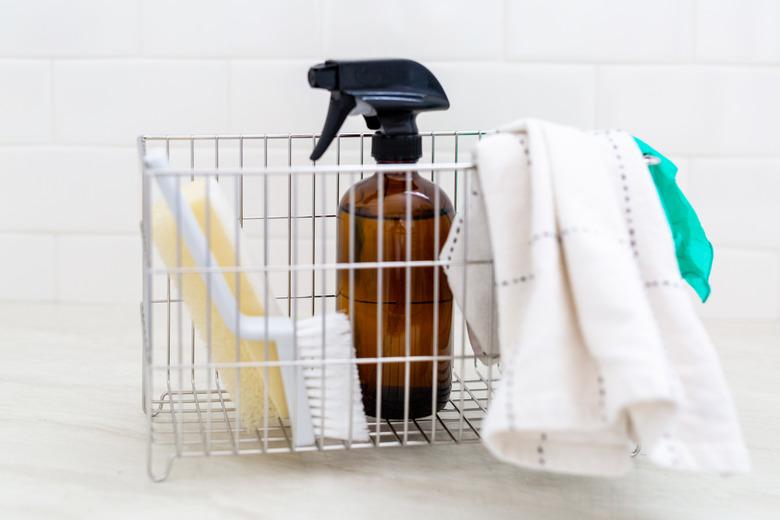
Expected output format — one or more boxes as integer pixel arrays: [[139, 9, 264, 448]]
[[374, 159, 419, 180]]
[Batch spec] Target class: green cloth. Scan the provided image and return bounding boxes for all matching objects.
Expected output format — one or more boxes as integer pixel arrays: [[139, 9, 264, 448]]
[[633, 137, 713, 302]]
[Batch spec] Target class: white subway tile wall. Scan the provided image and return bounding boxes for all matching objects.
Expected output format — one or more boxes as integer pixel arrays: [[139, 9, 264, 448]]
[[55, 235, 141, 303], [686, 159, 780, 249], [53, 60, 229, 144], [696, 0, 780, 63], [0, 0, 777, 319], [693, 249, 780, 320], [0, 60, 51, 142], [322, 0, 504, 61], [597, 65, 780, 156], [505, 0, 695, 62], [141, 0, 321, 58], [0, 0, 139, 57], [0, 234, 57, 301]]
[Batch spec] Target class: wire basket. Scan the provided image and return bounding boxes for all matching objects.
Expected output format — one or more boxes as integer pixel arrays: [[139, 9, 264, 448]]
[[139, 131, 498, 482]]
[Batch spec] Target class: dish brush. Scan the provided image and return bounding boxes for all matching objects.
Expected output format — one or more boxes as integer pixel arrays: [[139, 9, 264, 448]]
[[147, 151, 369, 446]]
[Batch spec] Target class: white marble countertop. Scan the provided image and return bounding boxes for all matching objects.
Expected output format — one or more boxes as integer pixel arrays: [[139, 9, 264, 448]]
[[1, 303, 779, 519]]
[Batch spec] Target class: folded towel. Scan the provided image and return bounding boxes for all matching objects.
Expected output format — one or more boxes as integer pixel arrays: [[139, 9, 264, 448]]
[[443, 119, 749, 476]]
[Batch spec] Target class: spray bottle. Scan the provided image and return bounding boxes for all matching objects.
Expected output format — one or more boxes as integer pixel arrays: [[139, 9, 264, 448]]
[[309, 59, 454, 419]]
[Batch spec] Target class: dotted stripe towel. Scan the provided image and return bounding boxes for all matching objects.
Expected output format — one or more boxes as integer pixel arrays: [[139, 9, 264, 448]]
[[442, 119, 749, 476]]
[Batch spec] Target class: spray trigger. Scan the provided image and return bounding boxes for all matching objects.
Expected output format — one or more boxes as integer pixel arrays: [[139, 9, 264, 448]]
[[363, 115, 381, 130]]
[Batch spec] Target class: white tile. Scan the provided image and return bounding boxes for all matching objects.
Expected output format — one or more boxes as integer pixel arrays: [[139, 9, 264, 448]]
[[0, 61, 51, 143], [322, 0, 503, 61], [694, 248, 780, 320], [421, 64, 596, 131], [0, 234, 56, 301], [0, 148, 70, 232], [243, 237, 337, 303], [0, 0, 139, 57], [696, 0, 780, 63], [56, 235, 140, 303], [53, 60, 228, 145], [0, 147, 139, 233], [672, 158, 692, 191], [230, 61, 329, 134], [685, 158, 780, 249], [597, 66, 780, 156], [505, 0, 694, 62], [141, 0, 320, 57]]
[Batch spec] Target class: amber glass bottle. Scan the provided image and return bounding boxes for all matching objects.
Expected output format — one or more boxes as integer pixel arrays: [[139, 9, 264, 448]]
[[337, 169, 454, 419], [307, 58, 454, 418]]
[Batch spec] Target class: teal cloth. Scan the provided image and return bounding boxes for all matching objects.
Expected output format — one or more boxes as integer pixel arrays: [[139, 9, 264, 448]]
[[633, 137, 713, 302]]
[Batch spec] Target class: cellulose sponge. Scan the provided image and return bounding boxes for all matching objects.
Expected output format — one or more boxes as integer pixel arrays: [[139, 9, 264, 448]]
[[153, 178, 288, 428]]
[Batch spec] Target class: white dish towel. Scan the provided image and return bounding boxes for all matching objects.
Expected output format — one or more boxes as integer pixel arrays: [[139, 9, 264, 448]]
[[442, 119, 749, 476]]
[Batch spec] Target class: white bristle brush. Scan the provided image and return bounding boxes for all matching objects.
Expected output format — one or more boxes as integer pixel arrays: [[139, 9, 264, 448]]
[[298, 314, 369, 441], [145, 151, 369, 446]]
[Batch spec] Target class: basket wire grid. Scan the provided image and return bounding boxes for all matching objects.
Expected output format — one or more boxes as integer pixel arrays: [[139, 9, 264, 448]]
[[139, 131, 498, 482]]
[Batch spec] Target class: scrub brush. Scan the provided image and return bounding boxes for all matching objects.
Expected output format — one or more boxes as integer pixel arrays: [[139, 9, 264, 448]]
[[147, 152, 369, 446]]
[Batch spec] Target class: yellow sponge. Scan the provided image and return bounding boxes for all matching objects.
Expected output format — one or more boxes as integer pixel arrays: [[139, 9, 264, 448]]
[[153, 178, 288, 427]]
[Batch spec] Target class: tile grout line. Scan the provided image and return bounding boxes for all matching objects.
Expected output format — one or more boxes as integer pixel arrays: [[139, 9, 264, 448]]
[[49, 59, 56, 143], [4, 142, 780, 161], [317, 0, 326, 58], [2, 56, 780, 67], [53, 232, 60, 303], [689, 0, 700, 63], [137, 0, 144, 57], [501, 0, 509, 62], [226, 60, 232, 132], [0, 230, 140, 237], [593, 64, 600, 128]]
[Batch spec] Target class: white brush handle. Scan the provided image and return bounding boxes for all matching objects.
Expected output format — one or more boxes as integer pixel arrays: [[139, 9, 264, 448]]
[[145, 151, 315, 447]]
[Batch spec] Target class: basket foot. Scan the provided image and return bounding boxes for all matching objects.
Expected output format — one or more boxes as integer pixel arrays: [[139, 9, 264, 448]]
[[148, 451, 176, 483]]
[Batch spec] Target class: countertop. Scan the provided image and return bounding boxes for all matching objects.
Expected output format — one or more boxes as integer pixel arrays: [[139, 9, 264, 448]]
[[1, 303, 779, 519]]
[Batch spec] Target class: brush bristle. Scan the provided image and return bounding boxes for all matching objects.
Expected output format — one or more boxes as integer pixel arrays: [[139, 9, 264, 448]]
[[296, 313, 370, 442]]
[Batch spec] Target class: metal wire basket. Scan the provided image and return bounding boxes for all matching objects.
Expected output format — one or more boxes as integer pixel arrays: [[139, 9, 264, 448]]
[[139, 131, 497, 482]]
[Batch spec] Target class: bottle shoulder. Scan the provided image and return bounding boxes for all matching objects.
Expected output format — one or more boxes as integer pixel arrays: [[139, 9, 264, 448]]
[[339, 173, 455, 219]]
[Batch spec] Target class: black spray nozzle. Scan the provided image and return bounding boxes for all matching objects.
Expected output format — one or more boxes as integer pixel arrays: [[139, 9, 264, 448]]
[[308, 59, 449, 162]]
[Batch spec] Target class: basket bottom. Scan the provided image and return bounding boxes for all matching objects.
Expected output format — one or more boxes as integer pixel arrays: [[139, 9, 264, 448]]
[[362, 383, 451, 420]]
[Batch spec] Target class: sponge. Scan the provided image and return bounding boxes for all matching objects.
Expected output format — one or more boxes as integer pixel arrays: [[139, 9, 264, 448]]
[[153, 178, 288, 428]]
